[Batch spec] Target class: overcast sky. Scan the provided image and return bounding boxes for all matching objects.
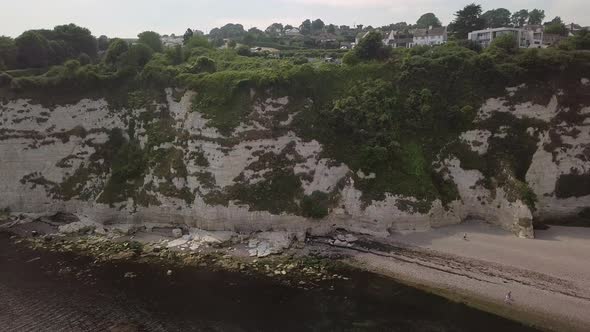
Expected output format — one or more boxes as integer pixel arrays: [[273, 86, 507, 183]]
[[1, 0, 588, 38]]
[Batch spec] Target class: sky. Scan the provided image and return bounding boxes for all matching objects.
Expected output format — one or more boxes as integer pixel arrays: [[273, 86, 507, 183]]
[[1, 0, 588, 38]]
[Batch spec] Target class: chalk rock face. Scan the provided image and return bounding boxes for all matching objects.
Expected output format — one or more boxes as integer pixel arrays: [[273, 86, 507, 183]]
[[1, 82, 588, 239]]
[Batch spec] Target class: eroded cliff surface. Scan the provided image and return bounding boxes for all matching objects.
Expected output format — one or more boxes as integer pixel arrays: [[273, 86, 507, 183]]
[[1, 80, 589, 238]]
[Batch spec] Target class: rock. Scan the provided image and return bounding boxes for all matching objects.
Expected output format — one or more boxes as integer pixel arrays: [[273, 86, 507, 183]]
[[333, 239, 352, 247], [123, 272, 136, 279], [166, 270, 173, 276], [336, 233, 358, 243], [110, 251, 135, 260], [166, 235, 191, 248], [172, 228, 183, 238], [256, 241, 273, 258], [247, 232, 294, 258], [58, 221, 97, 235]]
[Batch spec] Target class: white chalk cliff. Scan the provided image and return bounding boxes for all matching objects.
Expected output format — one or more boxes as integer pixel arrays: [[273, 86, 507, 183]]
[[1, 81, 589, 238]]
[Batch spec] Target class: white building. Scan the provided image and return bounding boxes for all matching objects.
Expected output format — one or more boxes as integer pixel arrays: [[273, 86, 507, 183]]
[[161, 35, 184, 48], [284, 28, 302, 37], [523, 25, 544, 48], [467, 27, 542, 48], [382, 30, 414, 48], [413, 26, 447, 46]]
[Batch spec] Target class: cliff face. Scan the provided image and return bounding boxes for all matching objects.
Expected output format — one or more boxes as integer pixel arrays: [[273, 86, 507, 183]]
[[1, 79, 589, 238]]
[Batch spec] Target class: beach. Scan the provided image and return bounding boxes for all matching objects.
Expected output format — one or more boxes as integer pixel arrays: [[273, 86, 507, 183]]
[[331, 221, 590, 332]]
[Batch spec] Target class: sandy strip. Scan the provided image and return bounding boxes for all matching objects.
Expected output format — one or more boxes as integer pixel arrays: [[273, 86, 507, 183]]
[[328, 222, 590, 332]]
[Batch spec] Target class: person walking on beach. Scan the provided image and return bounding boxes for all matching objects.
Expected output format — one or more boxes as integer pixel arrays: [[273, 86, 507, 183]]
[[505, 291, 513, 304], [463, 233, 467, 241]]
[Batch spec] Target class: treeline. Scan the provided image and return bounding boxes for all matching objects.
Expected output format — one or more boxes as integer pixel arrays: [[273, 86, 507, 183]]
[[447, 4, 579, 39], [0, 24, 99, 70]]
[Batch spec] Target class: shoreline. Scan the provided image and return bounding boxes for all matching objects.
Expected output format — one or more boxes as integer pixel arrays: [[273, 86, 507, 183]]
[[344, 252, 584, 332], [3, 218, 589, 331], [323, 222, 590, 332]]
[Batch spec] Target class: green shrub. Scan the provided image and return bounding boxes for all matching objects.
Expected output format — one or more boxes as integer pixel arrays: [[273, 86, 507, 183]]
[[301, 191, 330, 219]]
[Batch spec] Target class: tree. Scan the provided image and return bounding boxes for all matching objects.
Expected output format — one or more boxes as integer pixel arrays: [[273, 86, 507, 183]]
[[511, 9, 529, 27], [53, 24, 98, 58], [528, 9, 545, 25], [78, 52, 91, 65], [265, 23, 284, 35], [242, 33, 256, 46], [544, 17, 568, 36], [166, 45, 183, 65], [560, 28, 590, 50], [189, 56, 216, 74], [209, 23, 246, 39], [482, 8, 511, 28], [0, 36, 17, 69], [354, 31, 388, 61], [48, 39, 69, 64], [236, 45, 251, 56], [416, 13, 442, 29], [448, 4, 485, 39], [97, 35, 109, 51], [300, 19, 312, 35], [104, 38, 129, 65], [183, 28, 193, 45], [546, 16, 564, 25], [185, 35, 211, 49], [311, 19, 325, 32], [488, 33, 518, 53], [124, 43, 153, 68], [15, 31, 51, 68], [228, 40, 237, 48], [325, 24, 336, 34], [137, 31, 163, 53]]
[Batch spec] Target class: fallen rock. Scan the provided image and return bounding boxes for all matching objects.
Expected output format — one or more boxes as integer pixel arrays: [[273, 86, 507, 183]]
[[166, 235, 191, 248], [110, 251, 135, 261], [172, 228, 183, 238], [247, 232, 294, 258], [190, 229, 237, 245]]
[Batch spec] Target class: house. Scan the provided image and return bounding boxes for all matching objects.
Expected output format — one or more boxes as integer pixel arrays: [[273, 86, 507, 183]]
[[543, 33, 567, 47], [340, 41, 353, 49], [355, 31, 371, 45], [523, 25, 544, 48], [284, 28, 302, 37], [161, 35, 184, 47], [467, 27, 530, 48], [413, 26, 447, 46], [383, 30, 414, 48]]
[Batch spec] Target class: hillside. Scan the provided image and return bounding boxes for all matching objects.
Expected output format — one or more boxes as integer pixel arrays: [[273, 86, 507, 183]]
[[1, 39, 590, 238]]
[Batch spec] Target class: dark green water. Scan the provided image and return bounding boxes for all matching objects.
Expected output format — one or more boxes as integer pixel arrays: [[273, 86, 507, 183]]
[[0, 233, 537, 331]]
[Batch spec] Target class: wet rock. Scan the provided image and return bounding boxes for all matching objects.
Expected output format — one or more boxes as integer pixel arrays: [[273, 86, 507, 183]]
[[110, 251, 135, 261]]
